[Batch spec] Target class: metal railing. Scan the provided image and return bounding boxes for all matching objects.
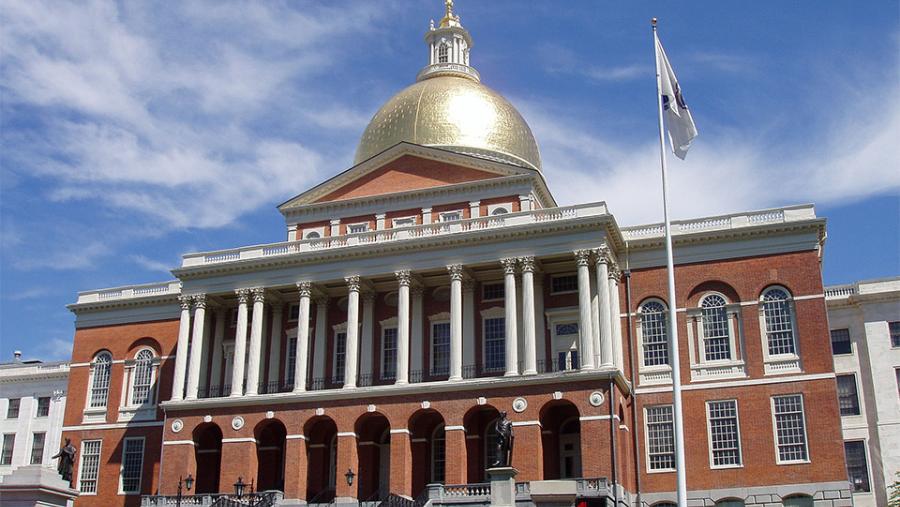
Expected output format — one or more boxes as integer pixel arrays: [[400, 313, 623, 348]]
[[141, 491, 281, 506]]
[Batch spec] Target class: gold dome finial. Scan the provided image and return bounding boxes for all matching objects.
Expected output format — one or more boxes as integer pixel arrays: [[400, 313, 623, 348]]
[[440, 0, 461, 28]]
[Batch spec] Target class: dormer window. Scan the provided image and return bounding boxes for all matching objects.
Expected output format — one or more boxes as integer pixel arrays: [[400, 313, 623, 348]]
[[305, 231, 320, 239], [392, 217, 416, 228], [348, 223, 369, 234], [491, 207, 509, 216], [439, 211, 462, 222]]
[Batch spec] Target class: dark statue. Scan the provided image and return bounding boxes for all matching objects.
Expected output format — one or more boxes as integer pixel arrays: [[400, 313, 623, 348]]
[[52, 438, 77, 487], [490, 411, 514, 467]]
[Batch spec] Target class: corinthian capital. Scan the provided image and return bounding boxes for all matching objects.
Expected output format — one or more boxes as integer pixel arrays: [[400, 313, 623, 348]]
[[235, 288, 251, 304], [447, 264, 464, 281], [518, 256, 536, 273], [500, 258, 518, 275], [296, 281, 312, 298], [574, 249, 592, 267], [345, 275, 361, 292], [179, 295, 193, 310], [395, 270, 411, 287], [251, 288, 266, 303], [192, 294, 207, 309], [593, 244, 611, 265]]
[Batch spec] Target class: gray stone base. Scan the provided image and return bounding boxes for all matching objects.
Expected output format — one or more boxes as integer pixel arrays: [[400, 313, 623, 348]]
[[635, 480, 853, 507], [0, 465, 78, 507]]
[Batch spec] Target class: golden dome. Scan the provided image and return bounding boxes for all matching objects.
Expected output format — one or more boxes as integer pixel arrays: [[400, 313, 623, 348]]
[[354, 75, 542, 171]]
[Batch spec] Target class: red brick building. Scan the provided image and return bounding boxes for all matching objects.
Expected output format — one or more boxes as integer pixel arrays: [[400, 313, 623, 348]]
[[60, 3, 851, 507]]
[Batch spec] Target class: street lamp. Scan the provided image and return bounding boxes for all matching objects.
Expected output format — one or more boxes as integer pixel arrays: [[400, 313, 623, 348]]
[[233, 476, 246, 499], [176, 474, 193, 507], [344, 468, 355, 486]]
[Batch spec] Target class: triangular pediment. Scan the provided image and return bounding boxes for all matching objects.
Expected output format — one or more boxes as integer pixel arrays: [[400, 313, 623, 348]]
[[278, 143, 538, 210]]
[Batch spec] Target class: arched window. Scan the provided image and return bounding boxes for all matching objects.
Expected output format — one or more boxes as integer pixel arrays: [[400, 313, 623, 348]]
[[714, 499, 745, 507], [431, 425, 445, 483], [89, 352, 112, 408], [491, 207, 509, 216], [131, 349, 155, 405], [761, 287, 796, 356], [438, 43, 449, 63], [700, 294, 731, 361], [782, 495, 813, 507], [640, 300, 669, 367], [305, 231, 320, 239]]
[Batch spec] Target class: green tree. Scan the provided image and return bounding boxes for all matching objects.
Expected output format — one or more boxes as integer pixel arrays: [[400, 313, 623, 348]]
[[889, 471, 900, 507]]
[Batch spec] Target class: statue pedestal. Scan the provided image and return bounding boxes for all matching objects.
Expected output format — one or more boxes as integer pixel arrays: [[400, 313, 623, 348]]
[[486, 466, 517, 507], [0, 465, 78, 507]]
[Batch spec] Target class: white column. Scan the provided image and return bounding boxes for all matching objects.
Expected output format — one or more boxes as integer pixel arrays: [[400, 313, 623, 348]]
[[344, 276, 361, 388], [395, 271, 411, 384], [230, 289, 250, 397], [359, 292, 376, 384], [198, 315, 211, 392], [533, 274, 546, 372], [267, 303, 284, 386], [410, 286, 425, 382], [469, 201, 481, 219], [520, 257, 538, 375], [312, 297, 328, 383], [500, 258, 519, 376], [591, 278, 601, 367], [210, 310, 226, 391], [294, 282, 312, 392], [595, 249, 614, 367], [575, 250, 596, 369], [448, 265, 464, 381], [462, 279, 476, 376], [185, 294, 207, 400], [330, 219, 341, 236], [171, 296, 192, 401], [609, 271, 624, 370], [245, 289, 266, 395]]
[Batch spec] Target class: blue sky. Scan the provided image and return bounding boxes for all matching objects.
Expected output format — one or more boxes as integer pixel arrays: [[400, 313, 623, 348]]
[[1, 1, 898, 361]]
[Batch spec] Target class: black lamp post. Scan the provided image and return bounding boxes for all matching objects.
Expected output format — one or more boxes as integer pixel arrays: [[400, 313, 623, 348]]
[[344, 468, 355, 486], [233, 476, 246, 499], [176, 474, 193, 507]]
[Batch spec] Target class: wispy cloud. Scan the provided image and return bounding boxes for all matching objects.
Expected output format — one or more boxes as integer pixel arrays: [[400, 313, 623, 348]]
[[130, 255, 174, 275], [537, 43, 648, 83], [5, 287, 55, 301], [13, 241, 110, 271]]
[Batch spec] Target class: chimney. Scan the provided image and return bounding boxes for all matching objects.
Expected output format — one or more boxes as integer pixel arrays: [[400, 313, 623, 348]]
[[13, 351, 22, 362]]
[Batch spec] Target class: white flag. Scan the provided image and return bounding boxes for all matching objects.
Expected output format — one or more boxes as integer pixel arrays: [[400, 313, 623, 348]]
[[655, 32, 698, 159]]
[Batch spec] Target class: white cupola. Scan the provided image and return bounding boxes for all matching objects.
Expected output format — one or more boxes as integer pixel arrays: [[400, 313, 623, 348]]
[[418, 0, 479, 83]]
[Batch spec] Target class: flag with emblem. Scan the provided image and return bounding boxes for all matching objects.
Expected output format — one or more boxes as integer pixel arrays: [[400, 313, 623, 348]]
[[655, 32, 698, 159]]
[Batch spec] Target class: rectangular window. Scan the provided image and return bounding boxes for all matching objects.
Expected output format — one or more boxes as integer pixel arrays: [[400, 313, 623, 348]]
[[333, 332, 347, 383], [890, 321, 900, 348], [439, 211, 461, 222], [557, 350, 579, 371], [837, 374, 861, 416], [7, 398, 20, 419], [550, 274, 578, 294], [392, 217, 415, 228], [347, 223, 368, 234], [482, 282, 504, 301], [30, 432, 45, 464], [120, 437, 144, 494], [707, 400, 742, 467], [702, 306, 732, 361], [646, 405, 675, 471], [772, 394, 808, 463], [1, 434, 15, 465], [78, 440, 102, 493], [36, 397, 51, 417], [382, 328, 398, 380], [844, 441, 870, 492], [286, 337, 297, 386], [830, 328, 852, 355], [431, 322, 451, 375], [288, 303, 300, 322], [484, 318, 506, 372]]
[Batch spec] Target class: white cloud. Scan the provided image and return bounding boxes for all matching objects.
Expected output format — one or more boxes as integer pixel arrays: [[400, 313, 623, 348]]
[[5, 287, 55, 301], [35, 337, 75, 362], [13, 241, 110, 271], [130, 255, 174, 275]]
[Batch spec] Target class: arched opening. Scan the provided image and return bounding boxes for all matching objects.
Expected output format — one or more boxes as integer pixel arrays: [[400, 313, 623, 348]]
[[714, 499, 745, 507], [408, 409, 446, 496], [305, 416, 337, 502], [782, 495, 813, 507], [355, 412, 391, 501], [255, 419, 287, 492], [463, 405, 500, 482], [539, 400, 582, 479], [193, 423, 223, 494]]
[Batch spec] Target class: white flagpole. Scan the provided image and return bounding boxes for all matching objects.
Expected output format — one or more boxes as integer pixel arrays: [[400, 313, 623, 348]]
[[652, 18, 688, 505]]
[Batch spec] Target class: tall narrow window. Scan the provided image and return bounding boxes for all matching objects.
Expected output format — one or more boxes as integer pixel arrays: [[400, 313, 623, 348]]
[[286, 337, 298, 386], [700, 295, 731, 361], [641, 301, 669, 367], [844, 441, 870, 492], [36, 397, 51, 417], [890, 321, 900, 348], [333, 332, 347, 383], [438, 43, 449, 63], [90, 352, 112, 408], [707, 400, 742, 467], [6, 398, 20, 419], [432, 425, 446, 483], [646, 405, 675, 471], [836, 374, 861, 416], [483, 318, 505, 372], [482, 283, 504, 301], [830, 329, 852, 355], [1, 434, 15, 465], [30, 432, 45, 464], [772, 394, 808, 463], [78, 440, 102, 493], [762, 288, 796, 356], [131, 350, 154, 405], [382, 328, 398, 380], [120, 437, 144, 494], [432, 322, 451, 375]]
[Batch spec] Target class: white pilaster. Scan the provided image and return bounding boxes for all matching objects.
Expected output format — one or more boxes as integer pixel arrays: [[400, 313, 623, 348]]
[[210, 310, 226, 391], [330, 219, 341, 236], [230, 289, 250, 397], [591, 278, 601, 367], [519, 194, 532, 212], [595, 249, 614, 367], [294, 282, 312, 392], [185, 294, 207, 400], [171, 296, 192, 401], [360, 292, 376, 383], [520, 257, 538, 375], [448, 265, 464, 381], [245, 288, 266, 395], [267, 303, 284, 386], [500, 258, 519, 376], [422, 207, 432, 225], [344, 276, 361, 388], [395, 271, 412, 385], [410, 286, 425, 382], [575, 250, 596, 369], [533, 273, 546, 371], [462, 279, 476, 375], [376, 213, 386, 230], [469, 201, 481, 218], [312, 297, 328, 383], [609, 271, 624, 371]]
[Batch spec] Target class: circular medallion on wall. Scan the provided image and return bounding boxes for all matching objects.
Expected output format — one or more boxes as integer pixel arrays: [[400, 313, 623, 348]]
[[266, 411, 275, 419], [315, 407, 325, 416], [171, 419, 184, 433], [203, 415, 212, 423], [231, 416, 245, 431], [421, 401, 431, 409], [367, 404, 377, 413], [589, 391, 605, 407], [512, 397, 527, 413]]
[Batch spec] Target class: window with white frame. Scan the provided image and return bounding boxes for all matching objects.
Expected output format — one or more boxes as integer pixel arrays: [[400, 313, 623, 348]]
[[484, 317, 505, 372], [1, 434, 14, 465], [432, 425, 446, 483], [347, 223, 369, 234], [304, 230, 321, 239], [286, 336, 297, 386], [836, 374, 861, 416], [438, 43, 449, 63], [120, 437, 144, 494], [707, 400, 742, 467], [89, 352, 113, 408], [490, 206, 509, 215], [771, 394, 808, 463], [830, 328, 851, 355], [382, 327, 398, 380], [392, 217, 416, 228], [6, 398, 19, 418], [439, 211, 462, 222], [646, 405, 675, 471], [550, 274, 578, 294], [890, 321, 900, 348], [36, 397, 50, 417], [131, 349, 155, 406], [333, 332, 347, 382], [78, 439, 102, 493], [288, 303, 300, 322], [761, 287, 797, 356], [432, 322, 451, 375], [482, 282, 504, 301], [844, 440, 870, 492], [640, 300, 669, 367], [553, 322, 579, 371], [700, 295, 732, 361], [30, 432, 45, 464]]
